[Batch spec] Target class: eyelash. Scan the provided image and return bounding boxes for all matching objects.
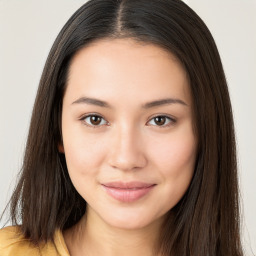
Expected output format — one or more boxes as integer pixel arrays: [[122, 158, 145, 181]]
[[147, 115, 176, 128], [80, 114, 109, 128], [79, 114, 176, 128]]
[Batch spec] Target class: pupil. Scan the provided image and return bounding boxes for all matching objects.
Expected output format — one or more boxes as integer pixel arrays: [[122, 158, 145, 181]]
[[91, 116, 101, 125], [155, 116, 165, 126]]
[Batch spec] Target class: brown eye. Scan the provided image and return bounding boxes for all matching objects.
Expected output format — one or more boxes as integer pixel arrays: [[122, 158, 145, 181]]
[[154, 116, 166, 126], [147, 115, 175, 127], [90, 116, 102, 125], [83, 115, 107, 127]]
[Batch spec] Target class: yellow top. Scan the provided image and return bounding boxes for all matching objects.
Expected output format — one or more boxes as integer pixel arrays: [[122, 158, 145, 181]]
[[0, 226, 70, 256]]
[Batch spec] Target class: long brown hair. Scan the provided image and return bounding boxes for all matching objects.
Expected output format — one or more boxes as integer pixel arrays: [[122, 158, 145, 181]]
[[2, 0, 243, 255]]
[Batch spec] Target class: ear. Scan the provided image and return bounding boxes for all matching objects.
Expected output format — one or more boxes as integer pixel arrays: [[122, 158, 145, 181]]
[[58, 143, 65, 153]]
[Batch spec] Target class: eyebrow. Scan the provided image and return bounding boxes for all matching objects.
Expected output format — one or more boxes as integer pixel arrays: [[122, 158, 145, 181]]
[[142, 98, 187, 108], [71, 97, 187, 108], [72, 97, 111, 108]]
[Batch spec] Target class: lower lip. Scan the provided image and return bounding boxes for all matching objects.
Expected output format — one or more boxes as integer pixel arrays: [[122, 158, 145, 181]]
[[102, 185, 155, 203]]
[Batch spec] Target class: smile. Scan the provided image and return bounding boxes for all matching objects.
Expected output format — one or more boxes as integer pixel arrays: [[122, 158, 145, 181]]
[[101, 182, 156, 203]]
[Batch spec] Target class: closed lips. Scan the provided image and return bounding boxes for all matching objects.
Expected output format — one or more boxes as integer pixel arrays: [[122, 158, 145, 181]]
[[101, 182, 156, 203], [101, 181, 156, 189]]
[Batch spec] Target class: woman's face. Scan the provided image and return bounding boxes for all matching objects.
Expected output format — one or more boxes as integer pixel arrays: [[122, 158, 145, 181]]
[[61, 38, 197, 230]]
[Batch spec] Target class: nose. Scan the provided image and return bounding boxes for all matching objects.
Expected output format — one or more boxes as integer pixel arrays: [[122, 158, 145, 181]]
[[107, 125, 147, 171]]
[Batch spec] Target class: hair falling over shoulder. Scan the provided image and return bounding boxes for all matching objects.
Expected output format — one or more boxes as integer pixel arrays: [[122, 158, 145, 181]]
[[1, 0, 243, 255]]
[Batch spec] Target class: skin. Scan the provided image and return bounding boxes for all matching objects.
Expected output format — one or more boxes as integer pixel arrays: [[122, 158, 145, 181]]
[[61, 38, 197, 256]]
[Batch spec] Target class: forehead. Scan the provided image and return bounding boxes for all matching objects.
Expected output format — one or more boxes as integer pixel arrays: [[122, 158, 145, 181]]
[[65, 38, 191, 106], [69, 38, 182, 76]]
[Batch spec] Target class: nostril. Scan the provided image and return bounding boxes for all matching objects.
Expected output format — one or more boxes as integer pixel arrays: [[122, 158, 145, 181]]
[[108, 151, 147, 171]]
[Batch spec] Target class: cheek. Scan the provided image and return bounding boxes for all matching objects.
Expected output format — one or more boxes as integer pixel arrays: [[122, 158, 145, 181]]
[[148, 127, 197, 200], [62, 130, 106, 177], [150, 129, 196, 172], [62, 133, 109, 200]]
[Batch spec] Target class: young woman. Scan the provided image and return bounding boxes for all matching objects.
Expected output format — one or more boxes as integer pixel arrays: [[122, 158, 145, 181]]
[[0, 0, 243, 255]]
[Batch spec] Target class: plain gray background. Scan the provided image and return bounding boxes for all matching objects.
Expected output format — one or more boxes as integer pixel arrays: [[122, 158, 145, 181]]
[[0, 0, 255, 254]]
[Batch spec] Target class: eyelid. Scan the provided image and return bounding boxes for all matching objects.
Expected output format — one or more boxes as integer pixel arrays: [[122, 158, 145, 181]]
[[78, 113, 176, 128], [79, 113, 109, 128], [146, 114, 177, 127]]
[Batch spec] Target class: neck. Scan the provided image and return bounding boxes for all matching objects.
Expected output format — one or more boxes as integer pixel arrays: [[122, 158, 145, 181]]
[[64, 210, 163, 256]]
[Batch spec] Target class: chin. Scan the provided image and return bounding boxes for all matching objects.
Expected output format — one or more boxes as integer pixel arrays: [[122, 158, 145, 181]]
[[107, 220, 151, 230], [99, 210, 164, 231]]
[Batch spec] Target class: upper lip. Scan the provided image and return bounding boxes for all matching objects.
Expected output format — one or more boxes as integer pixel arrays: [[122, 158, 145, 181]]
[[102, 181, 156, 189]]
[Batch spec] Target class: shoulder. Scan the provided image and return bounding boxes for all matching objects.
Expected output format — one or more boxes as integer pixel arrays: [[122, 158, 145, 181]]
[[0, 226, 69, 256], [0, 226, 34, 255], [0, 226, 42, 256]]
